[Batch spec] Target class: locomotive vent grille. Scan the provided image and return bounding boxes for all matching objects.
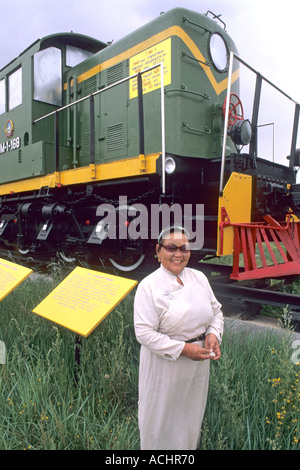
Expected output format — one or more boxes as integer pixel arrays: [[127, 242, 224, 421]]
[[83, 130, 99, 158], [83, 76, 97, 96], [107, 122, 124, 151], [107, 62, 124, 85]]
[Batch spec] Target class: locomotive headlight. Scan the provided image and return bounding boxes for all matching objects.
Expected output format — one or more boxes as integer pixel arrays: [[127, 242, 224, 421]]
[[165, 156, 176, 174], [209, 33, 228, 72], [229, 119, 252, 146]]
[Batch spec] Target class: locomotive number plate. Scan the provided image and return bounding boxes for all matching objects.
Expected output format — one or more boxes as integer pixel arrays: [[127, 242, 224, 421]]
[[0, 136, 21, 154]]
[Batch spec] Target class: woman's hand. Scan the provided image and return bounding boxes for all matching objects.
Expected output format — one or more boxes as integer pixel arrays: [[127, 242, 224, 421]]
[[181, 333, 221, 361], [204, 333, 221, 360], [181, 343, 212, 361]]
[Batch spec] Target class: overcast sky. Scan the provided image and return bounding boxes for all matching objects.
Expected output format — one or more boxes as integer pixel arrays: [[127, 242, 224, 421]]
[[1, 0, 299, 101]]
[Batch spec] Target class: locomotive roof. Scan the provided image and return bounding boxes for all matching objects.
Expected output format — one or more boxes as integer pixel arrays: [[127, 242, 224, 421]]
[[0, 32, 107, 73], [38, 32, 107, 53]]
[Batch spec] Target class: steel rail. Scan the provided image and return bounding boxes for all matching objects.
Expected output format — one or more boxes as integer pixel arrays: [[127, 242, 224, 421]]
[[210, 280, 300, 314]]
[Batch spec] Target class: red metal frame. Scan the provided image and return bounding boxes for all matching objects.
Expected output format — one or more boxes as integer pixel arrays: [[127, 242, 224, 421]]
[[219, 208, 300, 280]]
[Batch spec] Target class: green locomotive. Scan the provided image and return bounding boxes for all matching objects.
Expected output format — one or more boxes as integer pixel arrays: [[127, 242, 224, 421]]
[[0, 8, 299, 277]]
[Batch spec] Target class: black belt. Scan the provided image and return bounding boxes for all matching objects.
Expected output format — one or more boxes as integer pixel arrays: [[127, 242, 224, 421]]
[[185, 333, 206, 343]]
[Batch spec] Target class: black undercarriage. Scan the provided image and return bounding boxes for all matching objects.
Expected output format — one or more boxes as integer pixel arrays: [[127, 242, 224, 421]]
[[0, 153, 299, 272]]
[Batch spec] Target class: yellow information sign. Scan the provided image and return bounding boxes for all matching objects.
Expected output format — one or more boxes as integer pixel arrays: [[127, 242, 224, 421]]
[[129, 38, 171, 99], [33, 267, 137, 337], [0, 258, 32, 301]]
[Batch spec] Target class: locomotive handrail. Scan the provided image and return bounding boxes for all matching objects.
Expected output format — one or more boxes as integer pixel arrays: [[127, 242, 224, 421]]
[[236, 55, 297, 104], [183, 15, 212, 33], [33, 63, 167, 193], [33, 63, 164, 121], [164, 88, 210, 100], [182, 50, 209, 66], [219, 51, 234, 195], [220, 51, 299, 194], [205, 11, 226, 30]]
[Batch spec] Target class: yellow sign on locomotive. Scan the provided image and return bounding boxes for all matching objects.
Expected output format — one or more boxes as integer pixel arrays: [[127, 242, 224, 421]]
[[129, 38, 171, 99], [33, 267, 137, 337], [0, 258, 32, 301]]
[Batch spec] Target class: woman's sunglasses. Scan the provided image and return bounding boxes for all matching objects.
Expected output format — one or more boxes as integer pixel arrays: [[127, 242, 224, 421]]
[[159, 244, 190, 253]]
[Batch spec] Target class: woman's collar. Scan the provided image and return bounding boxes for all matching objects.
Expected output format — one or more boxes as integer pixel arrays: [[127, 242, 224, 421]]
[[160, 264, 186, 279]]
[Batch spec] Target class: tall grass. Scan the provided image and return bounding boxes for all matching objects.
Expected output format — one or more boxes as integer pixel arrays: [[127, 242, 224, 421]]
[[201, 320, 300, 450], [0, 274, 139, 450], [0, 272, 299, 450]]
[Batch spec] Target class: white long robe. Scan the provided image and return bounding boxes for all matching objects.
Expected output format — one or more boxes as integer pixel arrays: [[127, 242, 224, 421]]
[[134, 265, 224, 450]]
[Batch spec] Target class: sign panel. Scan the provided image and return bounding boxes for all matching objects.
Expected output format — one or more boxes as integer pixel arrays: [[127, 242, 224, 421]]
[[0, 258, 32, 301], [129, 38, 171, 99], [33, 267, 137, 337]]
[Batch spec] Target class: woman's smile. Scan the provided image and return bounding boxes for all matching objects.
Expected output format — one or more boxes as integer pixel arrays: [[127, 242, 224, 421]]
[[156, 232, 191, 275]]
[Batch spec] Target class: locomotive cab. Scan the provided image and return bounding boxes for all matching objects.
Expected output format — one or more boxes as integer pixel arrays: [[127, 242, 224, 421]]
[[0, 33, 106, 184]]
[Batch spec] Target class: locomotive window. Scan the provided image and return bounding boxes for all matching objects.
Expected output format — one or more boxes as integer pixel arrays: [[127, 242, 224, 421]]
[[8, 67, 22, 110], [34, 47, 62, 106], [209, 33, 228, 72], [66, 45, 93, 67], [0, 79, 5, 114]]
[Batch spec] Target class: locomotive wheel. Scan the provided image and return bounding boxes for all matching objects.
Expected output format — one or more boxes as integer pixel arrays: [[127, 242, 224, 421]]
[[18, 248, 30, 255], [108, 254, 145, 272], [58, 251, 76, 263]]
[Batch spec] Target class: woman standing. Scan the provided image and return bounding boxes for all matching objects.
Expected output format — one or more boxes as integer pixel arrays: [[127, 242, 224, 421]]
[[134, 226, 224, 450]]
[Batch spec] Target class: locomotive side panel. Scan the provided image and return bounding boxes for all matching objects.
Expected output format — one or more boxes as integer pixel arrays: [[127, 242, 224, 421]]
[[64, 8, 240, 170], [0, 52, 37, 184]]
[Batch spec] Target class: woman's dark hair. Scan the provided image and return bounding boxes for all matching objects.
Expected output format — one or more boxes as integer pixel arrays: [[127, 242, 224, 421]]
[[157, 225, 191, 244]]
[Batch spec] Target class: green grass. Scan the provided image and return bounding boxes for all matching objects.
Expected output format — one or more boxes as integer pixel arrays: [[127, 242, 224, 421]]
[[201, 320, 300, 450], [0, 272, 299, 450]]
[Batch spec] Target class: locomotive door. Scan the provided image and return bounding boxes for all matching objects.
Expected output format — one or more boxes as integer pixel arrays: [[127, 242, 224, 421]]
[[66, 75, 79, 168], [99, 62, 129, 163], [77, 73, 102, 167]]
